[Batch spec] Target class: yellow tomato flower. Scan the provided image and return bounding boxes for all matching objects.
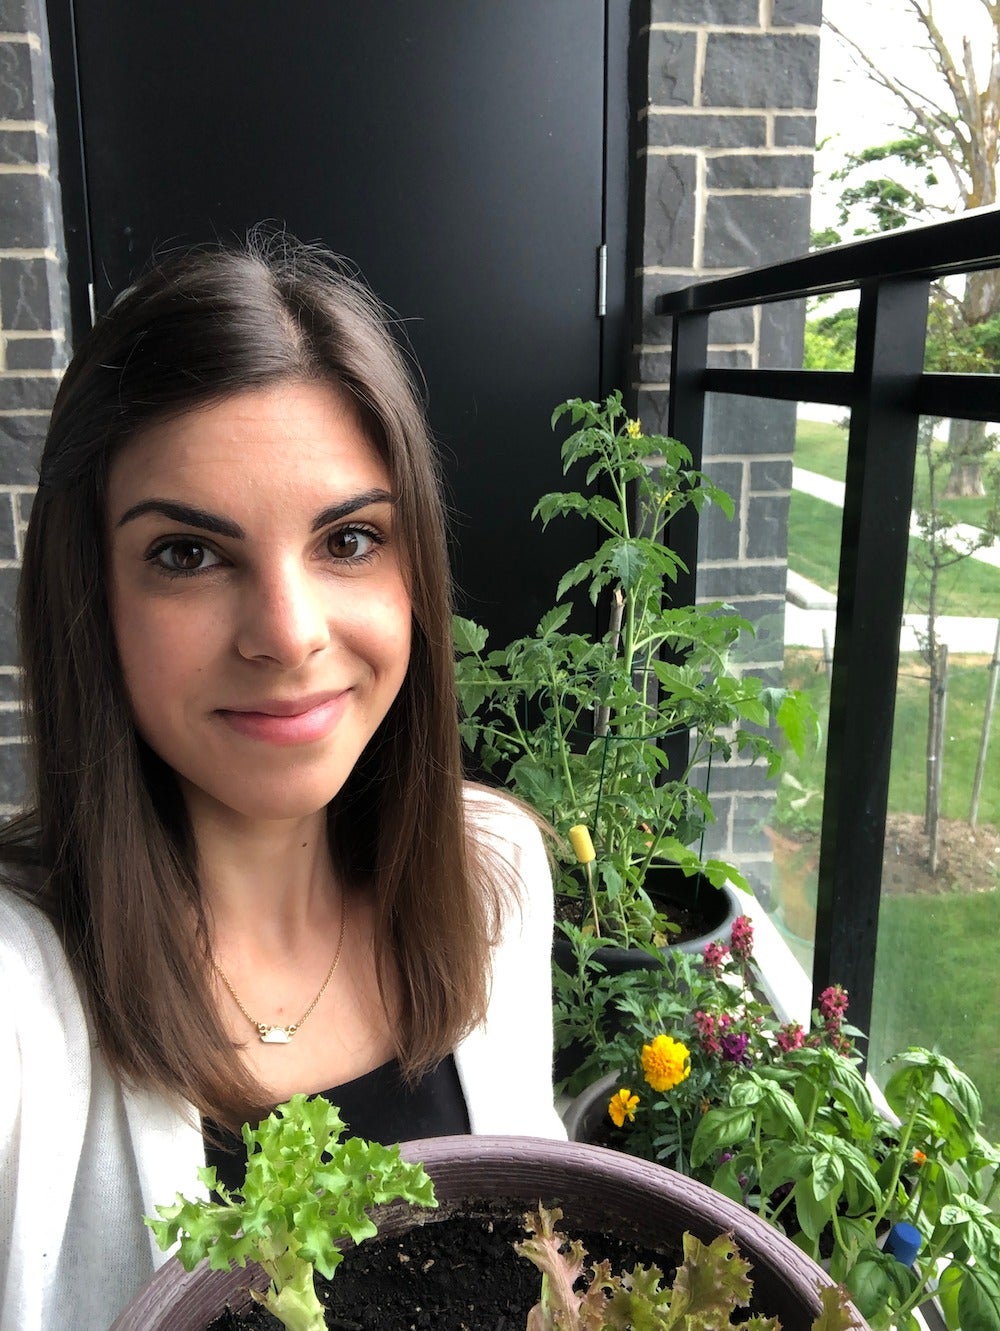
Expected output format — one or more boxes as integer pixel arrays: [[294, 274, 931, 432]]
[[626, 418, 642, 438], [641, 1034, 691, 1092], [608, 1088, 640, 1127], [568, 824, 596, 864]]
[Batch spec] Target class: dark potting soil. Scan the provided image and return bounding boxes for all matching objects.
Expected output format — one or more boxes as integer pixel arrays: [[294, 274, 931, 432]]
[[204, 1206, 681, 1331], [554, 895, 720, 948]]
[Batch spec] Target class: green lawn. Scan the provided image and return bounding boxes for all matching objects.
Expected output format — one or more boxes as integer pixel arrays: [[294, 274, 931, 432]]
[[782, 650, 1000, 830], [889, 660, 1000, 823], [794, 418, 848, 482], [871, 890, 1000, 1141], [795, 416, 998, 531], [788, 487, 1000, 617], [787, 490, 844, 592], [784, 417, 1000, 1145], [778, 650, 1000, 1139]]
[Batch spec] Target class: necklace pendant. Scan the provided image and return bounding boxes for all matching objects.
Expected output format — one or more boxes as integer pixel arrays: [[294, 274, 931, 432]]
[[259, 1025, 291, 1044]]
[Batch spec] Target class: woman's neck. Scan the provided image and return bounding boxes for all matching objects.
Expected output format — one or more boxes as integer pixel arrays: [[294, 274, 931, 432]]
[[190, 801, 341, 959]]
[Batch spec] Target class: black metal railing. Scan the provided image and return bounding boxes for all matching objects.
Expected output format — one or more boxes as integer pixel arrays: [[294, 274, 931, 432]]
[[656, 206, 1000, 1039]]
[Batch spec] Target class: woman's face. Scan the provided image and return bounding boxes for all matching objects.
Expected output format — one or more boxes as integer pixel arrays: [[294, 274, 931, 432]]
[[106, 380, 412, 827]]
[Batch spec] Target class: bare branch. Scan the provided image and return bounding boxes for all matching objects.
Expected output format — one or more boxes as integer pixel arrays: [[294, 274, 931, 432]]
[[824, 17, 969, 197], [912, 0, 976, 128]]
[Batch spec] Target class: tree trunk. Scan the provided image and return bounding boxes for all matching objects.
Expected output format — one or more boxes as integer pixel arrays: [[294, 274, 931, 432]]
[[928, 648, 947, 875], [943, 417, 988, 497]]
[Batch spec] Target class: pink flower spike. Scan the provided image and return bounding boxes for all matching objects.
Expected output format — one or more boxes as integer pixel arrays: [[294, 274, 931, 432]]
[[703, 940, 729, 974], [818, 984, 849, 1024], [776, 1021, 805, 1053], [730, 914, 754, 960]]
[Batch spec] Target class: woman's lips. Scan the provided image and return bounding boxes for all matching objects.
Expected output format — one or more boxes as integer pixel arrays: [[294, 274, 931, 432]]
[[217, 693, 349, 745]]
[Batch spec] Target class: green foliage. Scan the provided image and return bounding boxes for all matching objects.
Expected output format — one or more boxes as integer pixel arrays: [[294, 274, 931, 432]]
[[516, 1208, 861, 1330], [802, 305, 858, 372], [829, 134, 940, 237], [583, 917, 1000, 1329], [805, 286, 1000, 379], [455, 392, 817, 951], [693, 1042, 1000, 1329], [146, 1094, 437, 1331]]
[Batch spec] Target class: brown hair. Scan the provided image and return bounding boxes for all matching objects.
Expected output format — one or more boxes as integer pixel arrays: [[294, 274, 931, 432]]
[[4, 233, 505, 1127]]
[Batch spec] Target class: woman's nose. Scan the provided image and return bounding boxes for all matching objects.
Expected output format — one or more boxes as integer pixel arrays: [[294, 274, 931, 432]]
[[235, 561, 331, 667]]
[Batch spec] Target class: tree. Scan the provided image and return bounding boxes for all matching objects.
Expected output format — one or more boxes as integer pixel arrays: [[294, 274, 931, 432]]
[[824, 0, 1000, 496], [909, 418, 1000, 866]]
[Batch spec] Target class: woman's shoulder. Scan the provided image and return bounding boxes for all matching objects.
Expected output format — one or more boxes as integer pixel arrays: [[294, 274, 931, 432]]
[[0, 872, 92, 1063], [0, 869, 64, 969], [462, 783, 546, 845], [462, 783, 554, 900]]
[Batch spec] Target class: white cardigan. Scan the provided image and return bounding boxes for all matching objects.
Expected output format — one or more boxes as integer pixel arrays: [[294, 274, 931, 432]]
[[0, 790, 565, 1331]]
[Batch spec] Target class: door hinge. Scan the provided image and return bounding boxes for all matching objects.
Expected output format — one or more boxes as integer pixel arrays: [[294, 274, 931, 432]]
[[597, 243, 607, 318]]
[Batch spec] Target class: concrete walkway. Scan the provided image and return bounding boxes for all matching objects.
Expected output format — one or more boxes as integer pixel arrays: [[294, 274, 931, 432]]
[[787, 467, 1000, 653]]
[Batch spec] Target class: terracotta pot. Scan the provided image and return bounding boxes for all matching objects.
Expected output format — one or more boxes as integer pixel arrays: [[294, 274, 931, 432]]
[[109, 1134, 869, 1330]]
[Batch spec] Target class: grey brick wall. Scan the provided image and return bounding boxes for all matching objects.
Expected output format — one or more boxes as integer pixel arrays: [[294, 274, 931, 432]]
[[633, 0, 821, 888], [0, 0, 68, 814]]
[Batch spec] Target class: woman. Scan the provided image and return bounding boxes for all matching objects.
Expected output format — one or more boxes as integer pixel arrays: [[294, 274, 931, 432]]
[[0, 236, 563, 1331]]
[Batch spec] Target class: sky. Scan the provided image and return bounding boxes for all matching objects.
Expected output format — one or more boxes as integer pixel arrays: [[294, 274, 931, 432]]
[[813, 0, 994, 230]]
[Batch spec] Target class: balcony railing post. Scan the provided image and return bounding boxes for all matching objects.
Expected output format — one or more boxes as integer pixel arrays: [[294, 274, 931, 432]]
[[813, 275, 930, 1042], [666, 310, 709, 610], [660, 311, 710, 786]]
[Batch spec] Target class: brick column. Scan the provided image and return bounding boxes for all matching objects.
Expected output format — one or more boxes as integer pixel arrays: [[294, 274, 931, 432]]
[[632, 0, 822, 892], [0, 0, 68, 812]]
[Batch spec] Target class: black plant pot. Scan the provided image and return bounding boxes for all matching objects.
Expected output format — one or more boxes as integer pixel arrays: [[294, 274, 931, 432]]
[[553, 868, 743, 973], [552, 869, 744, 1082], [561, 1070, 627, 1143]]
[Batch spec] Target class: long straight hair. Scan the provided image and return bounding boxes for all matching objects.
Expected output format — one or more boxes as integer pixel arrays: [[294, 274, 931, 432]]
[[4, 235, 505, 1128]]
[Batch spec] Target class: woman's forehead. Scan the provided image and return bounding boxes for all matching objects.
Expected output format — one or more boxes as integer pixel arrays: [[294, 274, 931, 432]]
[[106, 382, 393, 524]]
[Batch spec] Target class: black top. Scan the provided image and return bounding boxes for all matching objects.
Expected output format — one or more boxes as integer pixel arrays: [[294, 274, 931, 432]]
[[203, 1054, 469, 1194]]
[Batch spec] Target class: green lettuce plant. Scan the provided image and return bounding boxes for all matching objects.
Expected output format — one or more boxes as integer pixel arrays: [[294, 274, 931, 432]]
[[516, 1204, 861, 1330], [455, 391, 816, 950], [146, 1093, 437, 1331]]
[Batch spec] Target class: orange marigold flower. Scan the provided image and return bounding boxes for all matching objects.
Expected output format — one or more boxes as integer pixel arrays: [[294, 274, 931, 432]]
[[641, 1034, 691, 1092], [608, 1088, 640, 1127], [912, 1149, 927, 1166]]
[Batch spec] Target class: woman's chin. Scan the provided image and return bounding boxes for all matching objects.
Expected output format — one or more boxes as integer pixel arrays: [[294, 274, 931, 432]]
[[177, 776, 342, 829]]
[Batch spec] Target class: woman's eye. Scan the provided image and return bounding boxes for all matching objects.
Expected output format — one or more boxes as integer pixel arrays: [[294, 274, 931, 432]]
[[149, 540, 221, 574], [326, 526, 381, 562]]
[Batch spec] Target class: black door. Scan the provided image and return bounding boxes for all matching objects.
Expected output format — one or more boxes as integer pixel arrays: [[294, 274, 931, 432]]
[[49, 1, 628, 644]]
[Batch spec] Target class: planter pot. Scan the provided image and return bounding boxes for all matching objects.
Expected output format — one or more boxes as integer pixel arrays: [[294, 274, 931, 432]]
[[109, 1135, 869, 1330], [561, 1069, 622, 1143], [552, 875, 743, 1082], [553, 871, 743, 977]]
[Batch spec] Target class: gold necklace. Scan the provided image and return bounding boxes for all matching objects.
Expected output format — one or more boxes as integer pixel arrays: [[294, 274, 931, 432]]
[[213, 900, 347, 1044]]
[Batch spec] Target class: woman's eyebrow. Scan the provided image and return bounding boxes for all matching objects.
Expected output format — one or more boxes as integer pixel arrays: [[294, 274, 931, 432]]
[[114, 489, 397, 538], [310, 488, 396, 532], [115, 499, 244, 538]]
